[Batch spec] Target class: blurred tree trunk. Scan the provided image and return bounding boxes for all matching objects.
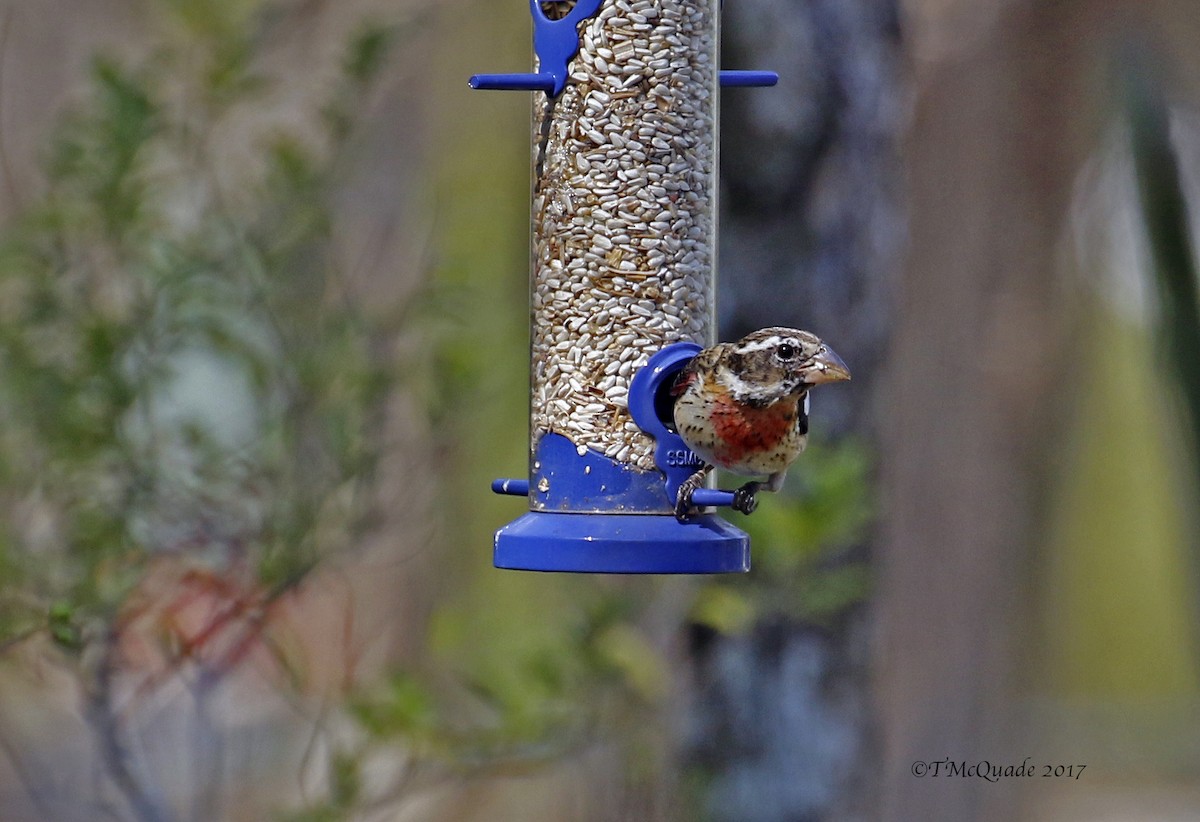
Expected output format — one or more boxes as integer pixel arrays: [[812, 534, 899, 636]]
[[686, 1, 901, 820], [718, 0, 900, 435], [875, 2, 1104, 820]]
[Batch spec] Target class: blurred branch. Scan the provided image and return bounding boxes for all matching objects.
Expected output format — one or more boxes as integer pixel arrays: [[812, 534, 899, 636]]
[[0, 702, 57, 820], [1128, 56, 1200, 452], [86, 631, 171, 822]]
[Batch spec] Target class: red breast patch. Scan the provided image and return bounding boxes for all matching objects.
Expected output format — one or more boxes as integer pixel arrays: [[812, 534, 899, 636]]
[[709, 393, 797, 466]]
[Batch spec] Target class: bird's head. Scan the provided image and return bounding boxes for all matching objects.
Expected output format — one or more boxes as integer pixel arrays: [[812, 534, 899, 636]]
[[719, 327, 851, 405]]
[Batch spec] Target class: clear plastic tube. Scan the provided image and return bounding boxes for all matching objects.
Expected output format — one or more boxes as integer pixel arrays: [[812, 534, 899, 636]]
[[529, 0, 719, 473]]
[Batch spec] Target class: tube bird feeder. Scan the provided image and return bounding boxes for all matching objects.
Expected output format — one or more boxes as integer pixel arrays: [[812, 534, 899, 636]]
[[476, 0, 777, 573]]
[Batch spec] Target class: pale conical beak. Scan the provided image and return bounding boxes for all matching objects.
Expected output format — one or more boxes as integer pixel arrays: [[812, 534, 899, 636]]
[[803, 345, 851, 385]]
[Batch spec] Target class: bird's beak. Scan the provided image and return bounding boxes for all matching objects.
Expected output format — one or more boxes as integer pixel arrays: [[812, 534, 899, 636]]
[[803, 345, 851, 385]]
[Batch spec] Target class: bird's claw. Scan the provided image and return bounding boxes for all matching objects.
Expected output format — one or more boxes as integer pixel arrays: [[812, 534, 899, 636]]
[[678, 473, 760, 519], [674, 469, 709, 523], [732, 483, 760, 515]]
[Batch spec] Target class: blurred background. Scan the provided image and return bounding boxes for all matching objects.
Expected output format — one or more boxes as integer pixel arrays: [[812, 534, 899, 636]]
[[0, 0, 1197, 820]]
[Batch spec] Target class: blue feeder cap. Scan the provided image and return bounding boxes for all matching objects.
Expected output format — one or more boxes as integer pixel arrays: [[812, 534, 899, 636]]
[[469, 1, 779, 95]]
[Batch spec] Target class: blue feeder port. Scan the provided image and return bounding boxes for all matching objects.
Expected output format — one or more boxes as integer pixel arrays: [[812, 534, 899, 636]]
[[493, 343, 750, 574]]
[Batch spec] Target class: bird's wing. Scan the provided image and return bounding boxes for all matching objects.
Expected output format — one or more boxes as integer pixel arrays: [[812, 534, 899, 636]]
[[671, 346, 723, 397], [797, 391, 810, 436], [670, 359, 699, 397]]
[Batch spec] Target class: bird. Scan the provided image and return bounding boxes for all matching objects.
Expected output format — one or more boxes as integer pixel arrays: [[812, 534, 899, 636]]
[[670, 327, 851, 521]]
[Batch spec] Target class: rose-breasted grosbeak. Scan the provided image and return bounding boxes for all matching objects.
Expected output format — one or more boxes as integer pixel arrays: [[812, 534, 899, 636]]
[[670, 327, 851, 521]]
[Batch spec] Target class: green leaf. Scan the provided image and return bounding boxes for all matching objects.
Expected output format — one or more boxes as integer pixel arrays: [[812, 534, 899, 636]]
[[48, 601, 83, 652], [344, 22, 395, 86], [350, 673, 439, 740]]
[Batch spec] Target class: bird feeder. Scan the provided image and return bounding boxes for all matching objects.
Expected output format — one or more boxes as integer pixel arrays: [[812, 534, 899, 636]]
[[475, 0, 777, 573]]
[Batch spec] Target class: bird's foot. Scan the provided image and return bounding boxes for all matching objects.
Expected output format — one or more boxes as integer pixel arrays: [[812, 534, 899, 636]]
[[732, 482, 761, 515], [674, 468, 710, 522]]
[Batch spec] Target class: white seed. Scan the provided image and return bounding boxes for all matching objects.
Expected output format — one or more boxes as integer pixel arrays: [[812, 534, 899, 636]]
[[529, 0, 715, 471]]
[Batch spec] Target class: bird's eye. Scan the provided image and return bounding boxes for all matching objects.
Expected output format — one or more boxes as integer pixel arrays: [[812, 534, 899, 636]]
[[776, 343, 798, 360]]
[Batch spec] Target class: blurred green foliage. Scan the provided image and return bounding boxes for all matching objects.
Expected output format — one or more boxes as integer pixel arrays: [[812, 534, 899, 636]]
[[1127, 62, 1200, 636], [691, 442, 874, 635], [1128, 63, 1200, 480], [0, 5, 400, 642], [0, 4, 416, 818], [1029, 70, 1200, 780], [1042, 306, 1198, 697]]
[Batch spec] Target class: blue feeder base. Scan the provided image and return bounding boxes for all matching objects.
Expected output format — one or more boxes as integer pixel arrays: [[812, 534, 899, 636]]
[[494, 511, 750, 574]]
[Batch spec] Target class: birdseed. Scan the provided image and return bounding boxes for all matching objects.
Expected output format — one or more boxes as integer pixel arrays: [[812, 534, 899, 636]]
[[530, 0, 717, 472]]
